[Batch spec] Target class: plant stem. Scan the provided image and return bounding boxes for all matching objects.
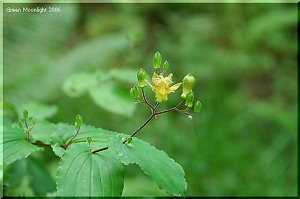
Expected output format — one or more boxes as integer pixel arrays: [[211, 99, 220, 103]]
[[28, 99, 191, 154], [64, 127, 80, 148], [141, 88, 154, 110], [91, 146, 109, 154], [125, 113, 155, 141], [24, 118, 30, 142]]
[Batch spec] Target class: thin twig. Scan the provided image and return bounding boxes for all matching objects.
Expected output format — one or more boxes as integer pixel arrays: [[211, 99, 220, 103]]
[[92, 146, 109, 154], [24, 118, 30, 142], [141, 89, 154, 110], [156, 99, 185, 115], [174, 108, 195, 117], [64, 127, 80, 148]]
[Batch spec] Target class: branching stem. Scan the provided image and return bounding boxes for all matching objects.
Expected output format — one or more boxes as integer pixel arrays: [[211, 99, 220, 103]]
[[29, 96, 193, 154]]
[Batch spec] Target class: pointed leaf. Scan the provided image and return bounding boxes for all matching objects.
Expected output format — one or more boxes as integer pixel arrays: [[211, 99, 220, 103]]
[[109, 134, 187, 196], [57, 143, 124, 196], [1, 126, 41, 165], [30, 120, 57, 144]]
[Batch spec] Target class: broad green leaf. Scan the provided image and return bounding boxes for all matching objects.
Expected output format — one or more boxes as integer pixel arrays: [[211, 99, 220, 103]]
[[20, 102, 58, 120], [63, 72, 101, 97], [109, 68, 138, 85], [1, 126, 41, 165], [73, 125, 117, 149], [50, 123, 117, 157], [89, 82, 135, 117], [26, 157, 56, 195], [50, 123, 75, 145], [5, 157, 56, 197], [57, 143, 124, 197], [109, 134, 187, 196], [30, 120, 57, 144]]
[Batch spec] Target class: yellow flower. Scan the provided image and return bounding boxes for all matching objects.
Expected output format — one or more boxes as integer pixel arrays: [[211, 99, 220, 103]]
[[146, 72, 182, 103]]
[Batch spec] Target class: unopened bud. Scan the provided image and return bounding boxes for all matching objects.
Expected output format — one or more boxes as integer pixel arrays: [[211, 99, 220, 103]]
[[185, 91, 194, 108], [181, 74, 195, 99], [23, 110, 28, 119], [87, 137, 92, 144], [194, 101, 202, 114], [188, 116, 193, 120], [75, 114, 82, 129], [130, 85, 140, 100], [163, 61, 169, 71], [31, 118, 36, 126], [153, 52, 162, 69], [137, 68, 147, 88], [18, 120, 23, 129]]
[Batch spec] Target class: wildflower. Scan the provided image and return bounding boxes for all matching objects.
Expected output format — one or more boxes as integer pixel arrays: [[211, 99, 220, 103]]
[[146, 72, 182, 103]]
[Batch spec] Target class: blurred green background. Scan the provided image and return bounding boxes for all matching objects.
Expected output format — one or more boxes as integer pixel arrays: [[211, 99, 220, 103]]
[[2, 3, 297, 196]]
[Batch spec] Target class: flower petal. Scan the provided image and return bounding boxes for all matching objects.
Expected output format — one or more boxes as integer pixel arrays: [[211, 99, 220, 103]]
[[169, 82, 182, 92], [145, 79, 155, 91]]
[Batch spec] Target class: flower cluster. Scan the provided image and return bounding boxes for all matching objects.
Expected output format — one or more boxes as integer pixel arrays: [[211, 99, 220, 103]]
[[130, 51, 202, 119]]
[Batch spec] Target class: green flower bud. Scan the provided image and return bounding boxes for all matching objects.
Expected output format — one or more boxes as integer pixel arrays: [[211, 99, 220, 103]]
[[130, 85, 140, 100], [23, 110, 28, 119], [31, 118, 36, 126], [194, 101, 202, 114], [185, 91, 194, 108], [18, 120, 23, 129], [163, 61, 169, 71], [181, 74, 195, 99], [137, 68, 147, 88], [87, 137, 92, 144], [153, 51, 162, 69], [75, 114, 82, 129], [188, 116, 193, 120]]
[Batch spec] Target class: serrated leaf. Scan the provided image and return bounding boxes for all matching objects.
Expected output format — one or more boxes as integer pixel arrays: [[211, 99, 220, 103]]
[[20, 102, 58, 120], [63, 71, 102, 97], [73, 125, 117, 149], [109, 134, 187, 196], [1, 126, 41, 165], [50, 123, 75, 145], [109, 68, 138, 85], [89, 82, 135, 117], [51, 144, 65, 158], [30, 120, 57, 144], [50, 124, 117, 157], [56, 143, 124, 196]]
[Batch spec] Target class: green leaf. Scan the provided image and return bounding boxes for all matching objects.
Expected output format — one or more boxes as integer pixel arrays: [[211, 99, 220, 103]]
[[51, 144, 65, 158], [63, 72, 100, 97], [89, 82, 135, 117], [109, 68, 138, 85], [1, 126, 41, 165], [109, 134, 187, 196], [56, 143, 124, 196], [73, 124, 118, 149], [50, 123, 75, 145], [26, 157, 56, 195], [5, 157, 56, 196], [20, 101, 57, 120], [30, 120, 57, 144], [50, 123, 117, 157]]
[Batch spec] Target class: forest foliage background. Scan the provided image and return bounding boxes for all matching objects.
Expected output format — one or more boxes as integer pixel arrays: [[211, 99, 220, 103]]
[[2, 3, 297, 196]]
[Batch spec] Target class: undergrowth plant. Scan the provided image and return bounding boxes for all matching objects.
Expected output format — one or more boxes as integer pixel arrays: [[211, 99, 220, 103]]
[[2, 52, 202, 196]]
